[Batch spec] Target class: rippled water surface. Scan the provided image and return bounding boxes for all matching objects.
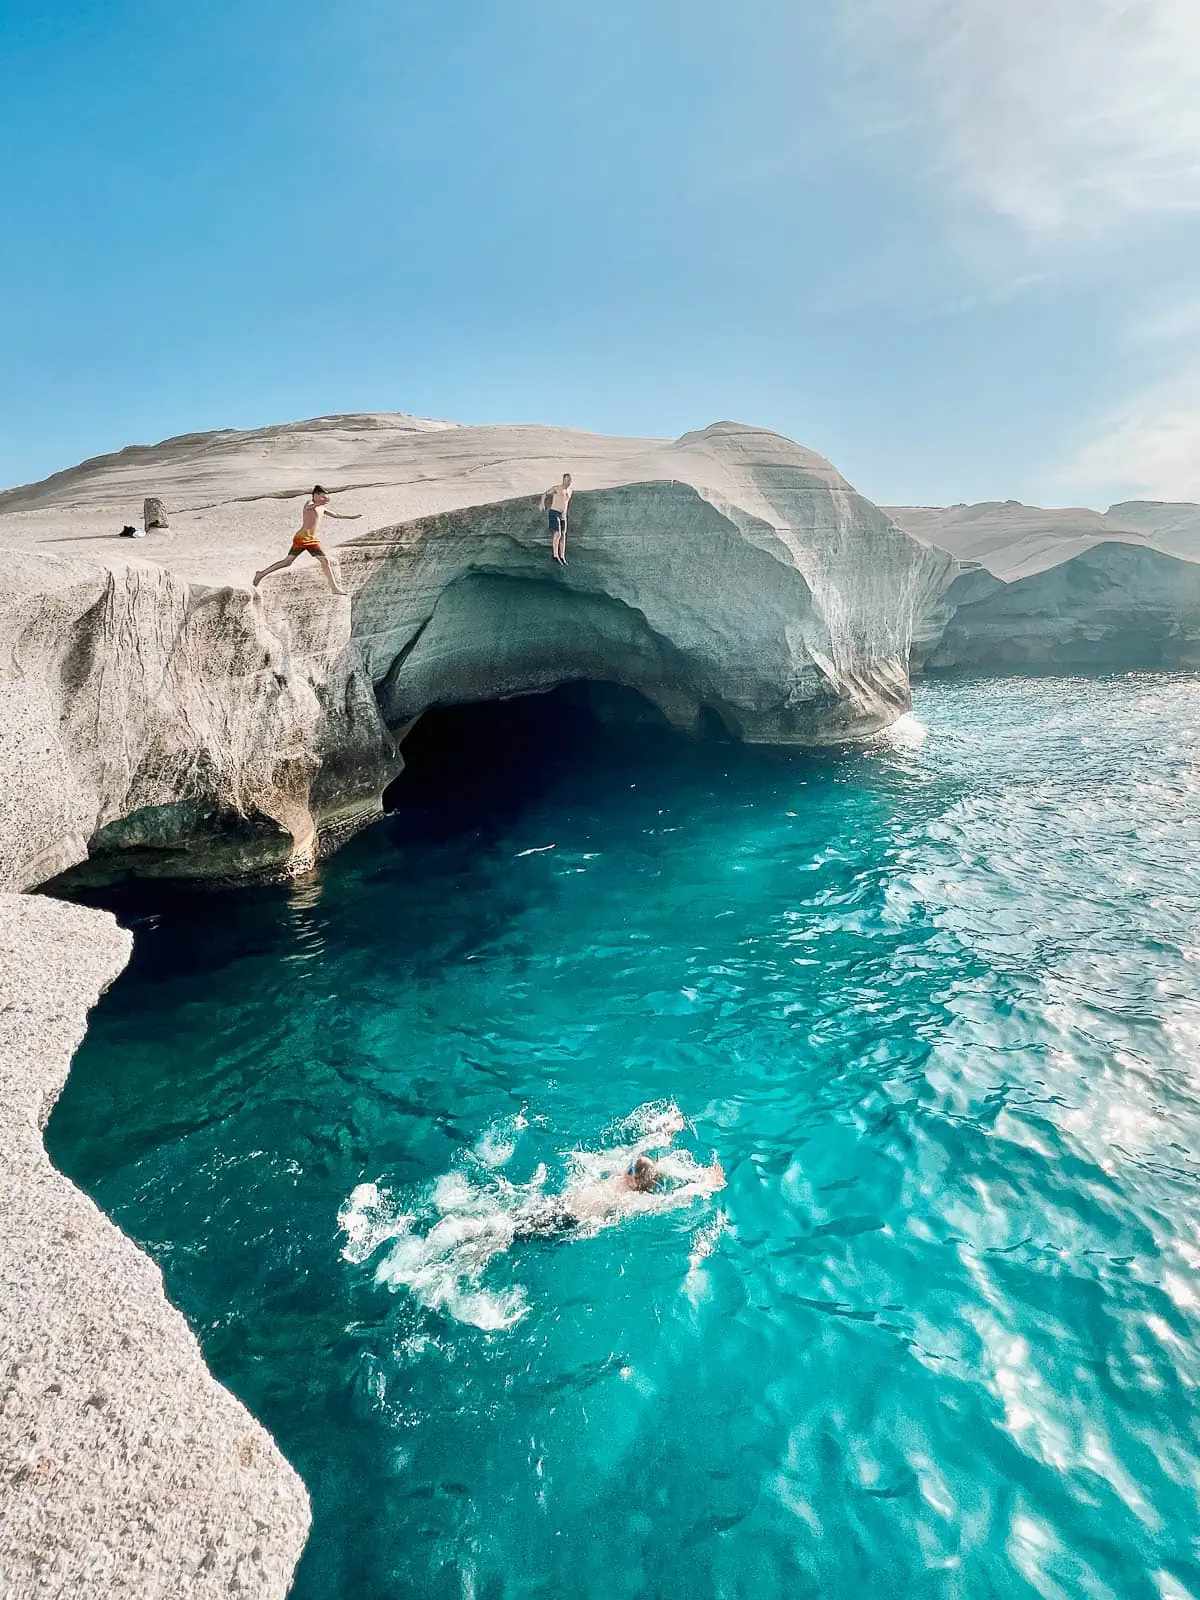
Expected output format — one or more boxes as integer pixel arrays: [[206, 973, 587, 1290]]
[[48, 677, 1200, 1600]]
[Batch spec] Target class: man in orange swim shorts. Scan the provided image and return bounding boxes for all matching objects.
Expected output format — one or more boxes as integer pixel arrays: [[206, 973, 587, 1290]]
[[253, 485, 361, 595]]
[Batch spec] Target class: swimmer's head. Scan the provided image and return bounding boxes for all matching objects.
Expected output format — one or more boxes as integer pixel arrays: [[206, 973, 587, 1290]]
[[627, 1156, 659, 1193]]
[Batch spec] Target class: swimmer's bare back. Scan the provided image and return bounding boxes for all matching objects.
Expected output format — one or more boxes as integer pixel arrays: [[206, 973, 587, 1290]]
[[513, 1157, 726, 1239]]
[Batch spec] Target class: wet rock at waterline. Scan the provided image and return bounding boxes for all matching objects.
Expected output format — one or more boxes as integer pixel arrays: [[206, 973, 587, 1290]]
[[0, 417, 951, 888]]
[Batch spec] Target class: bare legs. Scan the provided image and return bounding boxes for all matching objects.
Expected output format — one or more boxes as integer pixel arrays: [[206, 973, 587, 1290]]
[[552, 524, 568, 565], [253, 549, 300, 586], [314, 550, 347, 596], [253, 548, 346, 596]]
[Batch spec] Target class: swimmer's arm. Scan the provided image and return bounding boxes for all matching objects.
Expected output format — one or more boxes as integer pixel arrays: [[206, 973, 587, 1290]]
[[678, 1164, 732, 1203], [624, 1112, 689, 1162], [325, 509, 363, 520], [633, 1161, 726, 1214]]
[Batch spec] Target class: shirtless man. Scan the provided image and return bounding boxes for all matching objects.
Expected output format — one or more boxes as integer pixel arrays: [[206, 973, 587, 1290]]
[[539, 472, 573, 565], [512, 1148, 726, 1238], [253, 485, 361, 595]]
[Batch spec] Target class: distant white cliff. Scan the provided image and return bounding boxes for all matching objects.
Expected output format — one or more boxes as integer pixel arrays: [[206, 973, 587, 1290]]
[[887, 498, 1200, 673]]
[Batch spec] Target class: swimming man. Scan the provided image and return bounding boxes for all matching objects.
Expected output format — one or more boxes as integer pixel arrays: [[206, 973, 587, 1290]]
[[254, 484, 361, 595], [539, 472, 573, 565], [512, 1150, 726, 1239]]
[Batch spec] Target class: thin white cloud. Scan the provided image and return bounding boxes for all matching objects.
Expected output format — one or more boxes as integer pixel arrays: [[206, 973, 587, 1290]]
[[837, 0, 1200, 238], [835, 0, 1200, 501], [1060, 363, 1200, 502], [1057, 292, 1200, 502], [1127, 297, 1200, 347]]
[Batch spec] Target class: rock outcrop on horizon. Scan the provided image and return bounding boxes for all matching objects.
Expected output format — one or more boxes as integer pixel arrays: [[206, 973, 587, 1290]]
[[0, 416, 952, 889], [885, 497, 1200, 579], [888, 497, 1200, 674], [918, 542, 1200, 673]]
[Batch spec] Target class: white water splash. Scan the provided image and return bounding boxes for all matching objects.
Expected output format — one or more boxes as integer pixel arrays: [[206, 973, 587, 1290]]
[[339, 1181, 413, 1264], [471, 1109, 527, 1170], [338, 1100, 720, 1332], [339, 1175, 529, 1330], [685, 1207, 729, 1303], [877, 713, 929, 751]]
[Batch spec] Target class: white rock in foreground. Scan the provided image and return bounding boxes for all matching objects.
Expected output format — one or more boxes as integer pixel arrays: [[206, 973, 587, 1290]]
[[0, 893, 310, 1598]]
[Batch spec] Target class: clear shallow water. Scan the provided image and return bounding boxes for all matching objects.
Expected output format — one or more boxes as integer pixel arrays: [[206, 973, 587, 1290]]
[[47, 676, 1200, 1600]]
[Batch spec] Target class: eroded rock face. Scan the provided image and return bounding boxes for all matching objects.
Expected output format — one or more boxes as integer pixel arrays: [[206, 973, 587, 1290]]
[[0, 894, 310, 1598], [887, 496, 1200, 580], [888, 497, 1200, 674], [0, 418, 950, 887], [920, 542, 1200, 673], [352, 454, 952, 745], [0, 550, 383, 889]]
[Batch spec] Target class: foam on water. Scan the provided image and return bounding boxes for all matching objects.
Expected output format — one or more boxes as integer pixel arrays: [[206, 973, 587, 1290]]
[[873, 710, 928, 750], [339, 1100, 719, 1330]]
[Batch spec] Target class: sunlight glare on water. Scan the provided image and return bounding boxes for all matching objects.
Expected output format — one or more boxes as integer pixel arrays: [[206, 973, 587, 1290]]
[[47, 676, 1200, 1600]]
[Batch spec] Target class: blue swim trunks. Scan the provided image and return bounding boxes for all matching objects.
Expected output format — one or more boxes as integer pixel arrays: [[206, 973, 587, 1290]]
[[548, 509, 565, 533]]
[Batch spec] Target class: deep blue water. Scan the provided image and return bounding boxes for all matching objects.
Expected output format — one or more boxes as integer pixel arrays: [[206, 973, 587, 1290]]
[[47, 676, 1200, 1600]]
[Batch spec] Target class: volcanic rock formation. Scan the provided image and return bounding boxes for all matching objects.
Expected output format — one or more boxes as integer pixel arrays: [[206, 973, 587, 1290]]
[[919, 543, 1200, 673], [0, 417, 952, 889]]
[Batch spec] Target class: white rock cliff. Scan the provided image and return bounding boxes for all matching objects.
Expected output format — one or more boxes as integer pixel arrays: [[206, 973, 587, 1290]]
[[886, 499, 1200, 672], [0, 893, 310, 1598], [0, 417, 953, 889]]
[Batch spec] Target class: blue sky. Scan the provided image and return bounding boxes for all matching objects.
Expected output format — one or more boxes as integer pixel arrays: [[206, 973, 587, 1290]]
[[4, 0, 1200, 506]]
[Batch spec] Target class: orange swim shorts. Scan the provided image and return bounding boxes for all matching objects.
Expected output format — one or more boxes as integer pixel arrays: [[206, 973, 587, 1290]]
[[291, 532, 323, 556]]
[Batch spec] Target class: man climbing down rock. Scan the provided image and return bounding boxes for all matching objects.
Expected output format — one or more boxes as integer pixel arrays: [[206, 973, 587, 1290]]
[[539, 472, 573, 565], [254, 485, 361, 595]]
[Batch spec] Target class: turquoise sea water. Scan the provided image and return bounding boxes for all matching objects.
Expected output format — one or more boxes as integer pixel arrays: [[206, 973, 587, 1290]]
[[47, 676, 1200, 1600]]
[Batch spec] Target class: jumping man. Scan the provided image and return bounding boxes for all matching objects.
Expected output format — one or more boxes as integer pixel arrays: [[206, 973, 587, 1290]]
[[539, 472, 573, 565], [254, 485, 361, 596]]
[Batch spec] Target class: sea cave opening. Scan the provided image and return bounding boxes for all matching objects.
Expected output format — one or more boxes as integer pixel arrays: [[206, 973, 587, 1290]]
[[382, 680, 726, 835]]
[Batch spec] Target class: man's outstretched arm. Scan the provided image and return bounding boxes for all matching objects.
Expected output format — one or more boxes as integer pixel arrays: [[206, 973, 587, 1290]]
[[326, 509, 363, 520], [633, 1158, 726, 1215]]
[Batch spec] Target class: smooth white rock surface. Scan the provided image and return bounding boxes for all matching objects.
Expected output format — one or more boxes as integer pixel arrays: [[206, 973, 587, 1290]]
[[886, 498, 1200, 580], [0, 415, 952, 887]]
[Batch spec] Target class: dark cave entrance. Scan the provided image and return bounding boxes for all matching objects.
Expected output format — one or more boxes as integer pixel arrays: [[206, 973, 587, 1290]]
[[382, 681, 719, 832]]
